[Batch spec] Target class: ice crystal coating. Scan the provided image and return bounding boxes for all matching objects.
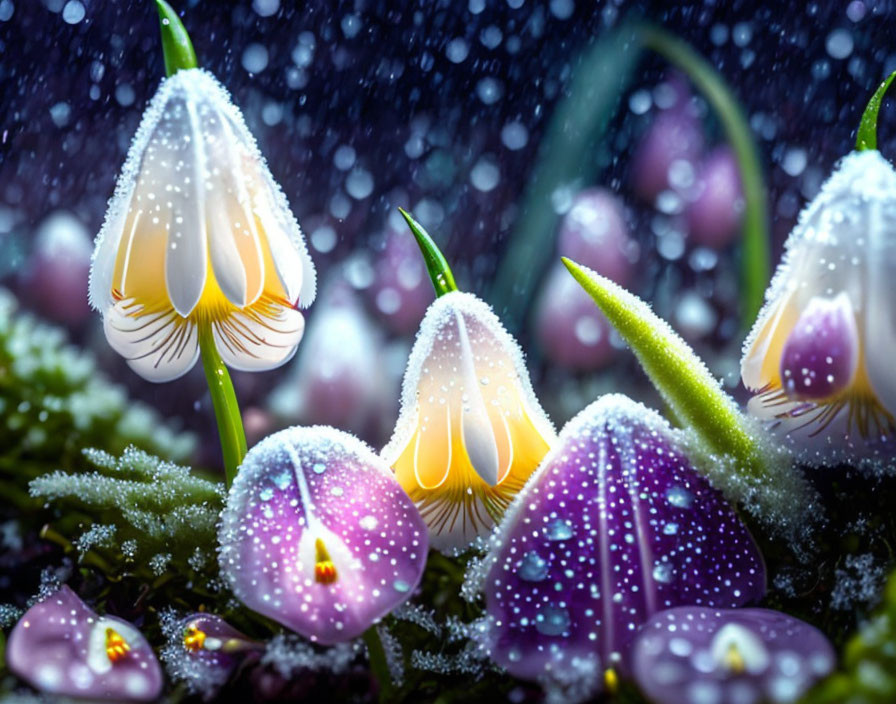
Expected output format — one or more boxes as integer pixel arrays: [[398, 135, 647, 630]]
[[382, 291, 556, 553], [218, 426, 428, 644], [483, 395, 765, 692], [6, 586, 163, 701], [742, 150, 896, 467], [632, 607, 835, 704], [89, 68, 316, 382], [30, 446, 223, 565]]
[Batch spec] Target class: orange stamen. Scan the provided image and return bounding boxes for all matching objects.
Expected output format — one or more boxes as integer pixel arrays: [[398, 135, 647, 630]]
[[183, 624, 206, 652], [105, 627, 130, 662], [314, 538, 338, 584]]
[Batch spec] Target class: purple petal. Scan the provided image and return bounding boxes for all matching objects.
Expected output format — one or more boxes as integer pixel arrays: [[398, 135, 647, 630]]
[[6, 586, 163, 701], [780, 293, 858, 402], [632, 606, 836, 704], [484, 395, 765, 687], [218, 426, 428, 644]]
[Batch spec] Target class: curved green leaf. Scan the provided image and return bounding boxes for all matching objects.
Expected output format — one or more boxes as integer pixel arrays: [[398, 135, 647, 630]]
[[857, 70, 896, 152], [156, 0, 198, 77], [399, 208, 458, 297], [562, 257, 766, 478]]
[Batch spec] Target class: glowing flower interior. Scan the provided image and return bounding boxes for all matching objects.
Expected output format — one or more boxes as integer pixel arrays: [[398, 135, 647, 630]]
[[484, 395, 765, 690], [218, 426, 428, 644], [6, 585, 163, 701], [89, 68, 315, 382], [382, 291, 556, 552], [631, 606, 835, 704], [742, 149, 896, 458]]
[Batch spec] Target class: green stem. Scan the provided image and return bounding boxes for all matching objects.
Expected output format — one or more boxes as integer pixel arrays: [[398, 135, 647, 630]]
[[362, 625, 395, 702], [857, 70, 896, 151], [640, 25, 770, 332], [156, 0, 198, 77], [199, 324, 247, 487], [398, 208, 458, 297]]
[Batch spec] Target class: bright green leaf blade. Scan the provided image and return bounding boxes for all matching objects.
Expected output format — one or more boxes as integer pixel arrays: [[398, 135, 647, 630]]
[[857, 70, 896, 151], [562, 257, 819, 543], [398, 207, 458, 297], [156, 0, 198, 77], [639, 25, 770, 332], [562, 257, 762, 474]]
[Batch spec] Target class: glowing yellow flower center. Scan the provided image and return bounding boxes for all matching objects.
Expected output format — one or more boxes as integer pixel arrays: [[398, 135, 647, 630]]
[[183, 624, 207, 651], [723, 643, 746, 674], [314, 538, 338, 584], [603, 668, 619, 694], [105, 627, 130, 662]]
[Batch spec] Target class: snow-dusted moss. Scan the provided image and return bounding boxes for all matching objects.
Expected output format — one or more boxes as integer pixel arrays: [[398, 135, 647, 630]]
[[29, 446, 223, 567], [805, 568, 896, 704], [0, 289, 195, 502]]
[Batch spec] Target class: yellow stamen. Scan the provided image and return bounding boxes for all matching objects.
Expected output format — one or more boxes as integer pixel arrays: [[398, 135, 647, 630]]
[[183, 624, 206, 652], [604, 668, 619, 694], [723, 643, 746, 674], [105, 627, 130, 662], [314, 538, 338, 584]]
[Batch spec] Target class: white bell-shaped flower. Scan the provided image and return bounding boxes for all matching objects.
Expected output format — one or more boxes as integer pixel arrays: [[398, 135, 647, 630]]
[[89, 68, 315, 382], [382, 291, 556, 552], [741, 149, 896, 464]]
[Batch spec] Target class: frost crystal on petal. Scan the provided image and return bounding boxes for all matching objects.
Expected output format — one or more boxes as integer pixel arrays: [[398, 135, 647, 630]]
[[632, 607, 835, 704], [483, 395, 765, 691], [382, 291, 556, 553], [6, 586, 163, 702], [218, 426, 428, 644]]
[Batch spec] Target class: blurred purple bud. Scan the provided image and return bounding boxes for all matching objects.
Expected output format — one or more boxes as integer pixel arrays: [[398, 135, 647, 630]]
[[685, 147, 744, 249], [632, 108, 704, 204], [6, 586, 163, 701], [269, 279, 399, 439], [20, 211, 92, 327], [632, 606, 835, 704], [534, 264, 616, 371], [557, 188, 637, 287], [367, 226, 434, 334]]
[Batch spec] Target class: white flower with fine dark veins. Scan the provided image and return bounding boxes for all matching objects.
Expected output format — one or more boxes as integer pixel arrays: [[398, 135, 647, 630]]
[[742, 149, 896, 465], [89, 68, 315, 382]]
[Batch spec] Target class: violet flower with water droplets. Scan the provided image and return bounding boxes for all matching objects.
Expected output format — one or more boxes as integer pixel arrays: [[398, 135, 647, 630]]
[[483, 394, 765, 693], [6, 585, 163, 701], [218, 426, 428, 644], [632, 606, 835, 704]]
